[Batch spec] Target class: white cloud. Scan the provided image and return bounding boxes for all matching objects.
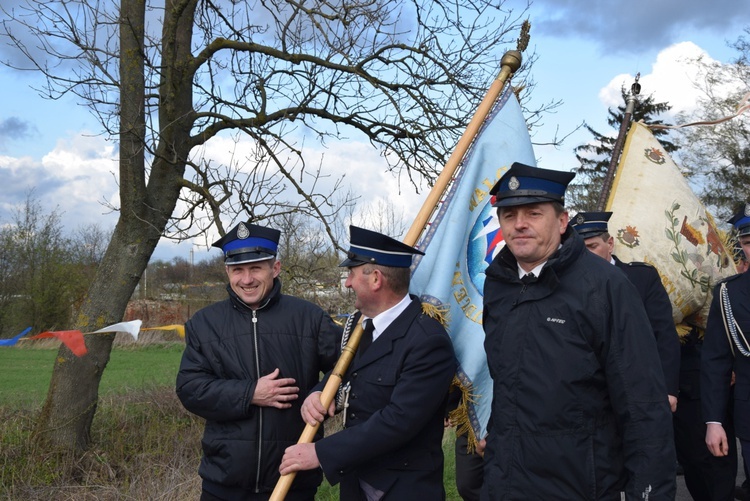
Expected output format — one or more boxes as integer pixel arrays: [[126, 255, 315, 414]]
[[599, 42, 715, 118], [0, 132, 119, 230], [186, 133, 429, 237]]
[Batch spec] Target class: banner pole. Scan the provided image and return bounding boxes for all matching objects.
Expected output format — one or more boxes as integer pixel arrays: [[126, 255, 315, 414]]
[[403, 50, 522, 246]]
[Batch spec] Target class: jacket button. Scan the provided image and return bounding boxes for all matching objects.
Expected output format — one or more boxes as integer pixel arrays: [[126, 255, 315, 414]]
[[350, 413, 356, 420], [351, 393, 357, 399], [352, 372, 358, 378], [377, 377, 382, 382]]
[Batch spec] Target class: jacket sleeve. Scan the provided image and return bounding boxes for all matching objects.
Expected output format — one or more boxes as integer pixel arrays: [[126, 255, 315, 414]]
[[317, 311, 343, 374], [175, 320, 257, 422], [641, 266, 681, 396], [604, 278, 676, 499], [701, 284, 734, 424]]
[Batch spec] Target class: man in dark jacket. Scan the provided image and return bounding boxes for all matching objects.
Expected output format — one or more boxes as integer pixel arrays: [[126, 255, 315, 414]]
[[176, 221, 341, 501], [279, 225, 457, 500], [570, 211, 680, 411], [481, 163, 676, 500], [703, 203, 750, 500]]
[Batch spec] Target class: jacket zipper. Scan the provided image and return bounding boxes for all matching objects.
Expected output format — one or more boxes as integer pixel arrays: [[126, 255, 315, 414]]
[[253, 310, 262, 493]]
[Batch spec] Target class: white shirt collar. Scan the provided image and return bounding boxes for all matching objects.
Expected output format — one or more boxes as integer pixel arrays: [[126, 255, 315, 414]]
[[515, 244, 562, 279], [363, 294, 411, 341], [517, 262, 546, 280]]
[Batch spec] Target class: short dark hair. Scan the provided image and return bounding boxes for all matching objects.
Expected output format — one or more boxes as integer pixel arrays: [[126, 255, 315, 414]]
[[361, 264, 410, 295]]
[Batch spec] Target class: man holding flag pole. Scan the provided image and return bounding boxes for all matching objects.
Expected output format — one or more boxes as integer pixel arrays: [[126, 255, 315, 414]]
[[270, 23, 531, 498], [279, 225, 456, 500]]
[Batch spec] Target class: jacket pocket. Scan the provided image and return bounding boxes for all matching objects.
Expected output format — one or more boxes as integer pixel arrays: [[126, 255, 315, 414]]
[[735, 382, 750, 401]]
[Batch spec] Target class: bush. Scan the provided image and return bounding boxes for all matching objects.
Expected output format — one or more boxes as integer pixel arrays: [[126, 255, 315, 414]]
[[0, 387, 203, 500], [0, 386, 462, 499]]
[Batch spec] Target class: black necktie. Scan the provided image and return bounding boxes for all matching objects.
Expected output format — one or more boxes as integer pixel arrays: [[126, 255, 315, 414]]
[[521, 272, 536, 284], [359, 319, 374, 355]]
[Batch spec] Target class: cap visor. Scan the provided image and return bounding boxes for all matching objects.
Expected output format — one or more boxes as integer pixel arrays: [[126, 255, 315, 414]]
[[226, 252, 275, 265], [338, 257, 367, 267]]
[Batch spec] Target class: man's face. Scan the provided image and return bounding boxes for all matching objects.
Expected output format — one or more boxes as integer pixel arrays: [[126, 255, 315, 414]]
[[740, 234, 750, 272], [584, 235, 614, 261], [498, 202, 568, 271], [226, 259, 281, 309], [344, 264, 376, 317]]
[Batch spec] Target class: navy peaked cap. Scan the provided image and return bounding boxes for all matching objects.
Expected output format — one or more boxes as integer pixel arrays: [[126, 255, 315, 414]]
[[570, 211, 613, 238], [729, 202, 750, 237], [339, 225, 424, 268], [212, 221, 281, 265], [490, 162, 576, 208]]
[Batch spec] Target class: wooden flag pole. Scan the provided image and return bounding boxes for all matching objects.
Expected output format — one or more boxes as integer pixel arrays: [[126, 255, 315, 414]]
[[270, 46, 524, 501], [403, 49, 523, 246], [595, 74, 641, 211]]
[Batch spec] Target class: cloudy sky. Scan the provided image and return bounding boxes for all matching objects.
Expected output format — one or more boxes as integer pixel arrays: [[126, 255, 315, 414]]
[[0, 0, 747, 262]]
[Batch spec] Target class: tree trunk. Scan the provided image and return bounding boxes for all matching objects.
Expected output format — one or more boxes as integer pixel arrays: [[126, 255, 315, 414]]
[[34, 0, 197, 451]]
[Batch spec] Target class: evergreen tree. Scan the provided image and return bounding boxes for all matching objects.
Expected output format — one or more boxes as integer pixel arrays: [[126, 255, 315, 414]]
[[567, 87, 676, 212]]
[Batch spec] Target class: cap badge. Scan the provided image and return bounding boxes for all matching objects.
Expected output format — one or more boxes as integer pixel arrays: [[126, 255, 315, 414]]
[[576, 214, 585, 225], [237, 222, 250, 240], [508, 176, 520, 191]]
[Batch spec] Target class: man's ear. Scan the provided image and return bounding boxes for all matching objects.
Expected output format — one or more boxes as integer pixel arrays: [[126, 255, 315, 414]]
[[370, 268, 383, 292], [559, 211, 570, 234]]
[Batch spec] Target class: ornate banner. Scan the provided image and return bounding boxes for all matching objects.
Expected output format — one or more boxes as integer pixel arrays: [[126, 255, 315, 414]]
[[606, 121, 736, 327]]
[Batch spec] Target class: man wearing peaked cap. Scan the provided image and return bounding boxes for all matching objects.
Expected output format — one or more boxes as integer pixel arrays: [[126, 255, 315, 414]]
[[280, 225, 456, 500], [480, 162, 676, 499], [339, 225, 425, 268], [703, 202, 750, 501], [569, 210, 612, 240], [729, 202, 750, 239], [570, 211, 724, 498], [177, 220, 341, 501], [570, 211, 680, 408]]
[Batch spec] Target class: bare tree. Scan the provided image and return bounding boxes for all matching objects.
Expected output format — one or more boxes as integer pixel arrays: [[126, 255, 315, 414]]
[[2, 0, 534, 450], [675, 27, 750, 220]]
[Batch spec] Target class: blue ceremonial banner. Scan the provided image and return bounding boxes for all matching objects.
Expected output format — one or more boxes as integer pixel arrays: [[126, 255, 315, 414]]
[[410, 86, 535, 440]]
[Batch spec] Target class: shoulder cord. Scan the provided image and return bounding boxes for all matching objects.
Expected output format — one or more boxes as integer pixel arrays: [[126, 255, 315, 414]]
[[719, 282, 750, 357], [334, 312, 358, 413]]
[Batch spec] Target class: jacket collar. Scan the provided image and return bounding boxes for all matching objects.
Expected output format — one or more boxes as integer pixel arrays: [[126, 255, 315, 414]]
[[351, 295, 422, 369], [492, 225, 584, 284]]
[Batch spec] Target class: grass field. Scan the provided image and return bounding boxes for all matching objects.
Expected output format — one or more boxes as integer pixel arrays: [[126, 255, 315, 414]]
[[0, 342, 463, 500], [0, 342, 185, 406]]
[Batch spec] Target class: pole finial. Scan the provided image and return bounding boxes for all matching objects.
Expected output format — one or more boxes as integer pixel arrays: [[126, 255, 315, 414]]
[[517, 20, 531, 52], [500, 50, 523, 74], [631, 72, 641, 96]]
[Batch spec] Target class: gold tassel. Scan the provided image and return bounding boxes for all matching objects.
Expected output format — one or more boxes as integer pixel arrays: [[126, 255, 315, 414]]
[[420, 302, 479, 451], [676, 321, 705, 341], [421, 301, 451, 329], [447, 375, 481, 453]]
